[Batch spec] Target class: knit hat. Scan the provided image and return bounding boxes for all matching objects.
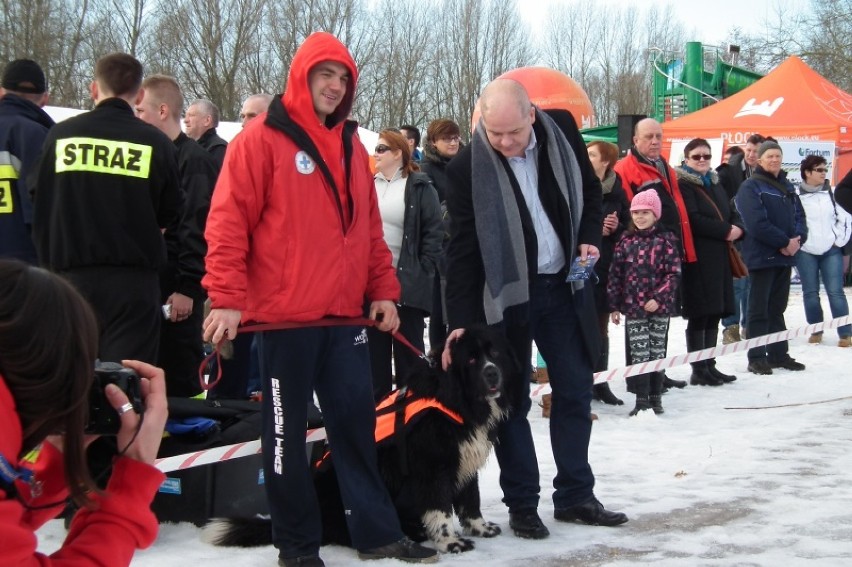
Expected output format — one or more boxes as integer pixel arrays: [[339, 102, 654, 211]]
[[757, 140, 782, 159], [1, 59, 46, 94], [630, 189, 661, 219]]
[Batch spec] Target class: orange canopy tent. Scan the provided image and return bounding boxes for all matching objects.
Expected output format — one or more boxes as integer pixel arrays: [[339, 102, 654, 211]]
[[661, 56, 852, 183]]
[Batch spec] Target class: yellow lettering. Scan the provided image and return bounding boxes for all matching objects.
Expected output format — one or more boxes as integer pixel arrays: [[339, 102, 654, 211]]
[[55, 137, 153, 178]]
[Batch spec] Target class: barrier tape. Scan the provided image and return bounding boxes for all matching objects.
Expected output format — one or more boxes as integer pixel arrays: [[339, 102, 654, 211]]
[[532, 314, 852, 397], [156, 316, 850, 474], [155, 427, 328, 473]]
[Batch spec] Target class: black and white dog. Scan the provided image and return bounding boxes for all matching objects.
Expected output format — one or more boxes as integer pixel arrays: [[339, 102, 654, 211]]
[[204, 324, 517, 554]]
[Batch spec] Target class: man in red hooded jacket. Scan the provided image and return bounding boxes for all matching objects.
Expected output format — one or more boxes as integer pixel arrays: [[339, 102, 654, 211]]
[[202, 33, 437, 566]]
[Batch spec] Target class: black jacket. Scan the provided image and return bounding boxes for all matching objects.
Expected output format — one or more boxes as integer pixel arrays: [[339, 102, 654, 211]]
[[30, 98, 181, 272], [676, 168, 743, 318], [444, 108, 602, 362], [396, 172, 443, 312], [593, 172, 630, 315], [716, 153, 751, 201], [162, 133, 219, 298], [835, 167, 852, 216], [197, 128, 228, 171], [0, 94, 54, 263]]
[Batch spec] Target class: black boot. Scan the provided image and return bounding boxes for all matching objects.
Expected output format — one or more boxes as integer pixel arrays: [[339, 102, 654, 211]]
[[703, 329, 737, 382], [686, 330, 723, 386], [660, 372, 687, 392], [593, 382, 624, 405], [649, 372, 664, 414], [628, 374, 652, 416]]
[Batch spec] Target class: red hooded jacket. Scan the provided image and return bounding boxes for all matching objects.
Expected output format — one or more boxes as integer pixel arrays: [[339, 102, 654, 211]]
[[614, 150, 697, 263], [0, 375, 164, 566], [203, 32, 399, 323]]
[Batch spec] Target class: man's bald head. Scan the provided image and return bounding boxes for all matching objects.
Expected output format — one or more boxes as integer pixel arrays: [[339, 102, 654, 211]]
[[478, 79, 535, 158], [240, 93, 274, 127], [479, 79, 532, 121], [633, 118, 663, 161]]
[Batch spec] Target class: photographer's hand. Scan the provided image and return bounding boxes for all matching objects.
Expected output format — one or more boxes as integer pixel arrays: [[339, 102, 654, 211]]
[[105, 360, 168, 465]]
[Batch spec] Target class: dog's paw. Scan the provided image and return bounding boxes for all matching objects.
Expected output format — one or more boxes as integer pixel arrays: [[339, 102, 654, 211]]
[[443, 537, 475, 553], [461, 517, 502, 538]]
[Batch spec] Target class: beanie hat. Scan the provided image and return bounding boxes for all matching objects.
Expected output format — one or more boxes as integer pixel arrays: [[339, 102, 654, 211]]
[[630, 189, 662, 220], [1, 59, 46, 94], [757, 140, 782, 159]]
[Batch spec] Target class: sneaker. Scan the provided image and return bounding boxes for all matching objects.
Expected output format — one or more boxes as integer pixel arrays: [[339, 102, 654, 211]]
[[357, 537, 438, 563], [839, 336, 851, 348], [809, 333, 823, 344], [747, 359, 773, 375], [508, 508, 550, 539], [769, 357, 806, 371], [279, 556, 324, 567]]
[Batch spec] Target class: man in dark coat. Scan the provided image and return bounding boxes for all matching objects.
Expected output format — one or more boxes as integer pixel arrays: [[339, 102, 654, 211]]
[[184, 98, 227, 170], [0, 59, 54, 264], [136, 74, 219, 397], [442, 78, 627, 540]]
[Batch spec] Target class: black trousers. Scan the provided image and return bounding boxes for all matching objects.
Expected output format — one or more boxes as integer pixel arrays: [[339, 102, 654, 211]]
[[367, 304, 427, 401], [63, 266, 160, 364], [746, 266, 792, 362]]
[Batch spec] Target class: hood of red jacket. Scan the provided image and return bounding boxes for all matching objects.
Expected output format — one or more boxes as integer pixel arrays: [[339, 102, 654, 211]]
[[283, 31, 358, 132]]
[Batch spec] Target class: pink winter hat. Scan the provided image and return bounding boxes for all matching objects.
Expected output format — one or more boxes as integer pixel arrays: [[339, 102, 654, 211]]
[[630, 189, 661, 219]]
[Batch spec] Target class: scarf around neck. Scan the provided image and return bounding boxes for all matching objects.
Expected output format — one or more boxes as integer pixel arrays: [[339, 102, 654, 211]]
[[471, 108, 584, 324]]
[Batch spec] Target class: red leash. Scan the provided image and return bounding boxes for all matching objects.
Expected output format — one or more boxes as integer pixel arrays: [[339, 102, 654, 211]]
[[197, 317, 429, 392]]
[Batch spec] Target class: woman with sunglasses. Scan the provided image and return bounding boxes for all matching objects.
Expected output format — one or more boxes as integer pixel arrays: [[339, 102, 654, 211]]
[[0, 259, 169, 565], [368, 129, 443, 399], [795, 155, 852, 347], [675, 138, 744, 386], [418, 119, 462, 358]]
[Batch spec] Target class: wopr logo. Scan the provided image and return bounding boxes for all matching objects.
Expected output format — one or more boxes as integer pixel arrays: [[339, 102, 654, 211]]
[[734, 97, 784, 118]]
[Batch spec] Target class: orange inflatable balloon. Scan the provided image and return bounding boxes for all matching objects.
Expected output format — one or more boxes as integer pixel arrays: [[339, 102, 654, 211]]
[[471, 67, 595, 132]]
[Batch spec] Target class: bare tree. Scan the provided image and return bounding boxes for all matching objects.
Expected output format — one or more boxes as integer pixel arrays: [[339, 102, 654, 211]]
[[152, 0, 266, 120]]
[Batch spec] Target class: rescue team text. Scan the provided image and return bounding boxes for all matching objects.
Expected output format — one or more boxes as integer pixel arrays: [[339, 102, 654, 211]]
[[55, 137, 153, 179]]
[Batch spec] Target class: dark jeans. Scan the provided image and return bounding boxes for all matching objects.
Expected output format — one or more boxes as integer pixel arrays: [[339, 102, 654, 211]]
[[502, 273, 595, 511], [722, 276, 749, 328], [258, 326, 402, 559], [746, 266, 792, 362], [367, 304, 427, 400]]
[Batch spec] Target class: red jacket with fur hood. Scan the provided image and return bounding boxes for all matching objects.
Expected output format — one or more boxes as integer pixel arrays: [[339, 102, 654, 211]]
[[203, 32, 399, 323]]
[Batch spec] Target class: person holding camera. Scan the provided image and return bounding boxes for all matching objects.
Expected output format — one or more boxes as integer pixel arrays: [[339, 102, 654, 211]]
[[0, 259, 169, 565]]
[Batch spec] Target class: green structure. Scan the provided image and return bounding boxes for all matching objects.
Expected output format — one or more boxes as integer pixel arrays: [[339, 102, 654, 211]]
[[581, 42, 763, 144]]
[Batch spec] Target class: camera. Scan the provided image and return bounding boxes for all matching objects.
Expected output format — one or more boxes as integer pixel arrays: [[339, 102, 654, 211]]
[[85, 362, 145, 435]]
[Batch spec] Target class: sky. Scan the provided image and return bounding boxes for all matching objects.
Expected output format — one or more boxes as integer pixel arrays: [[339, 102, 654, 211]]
[[525, 0, 796, 46], [36, 287, 852, 564]]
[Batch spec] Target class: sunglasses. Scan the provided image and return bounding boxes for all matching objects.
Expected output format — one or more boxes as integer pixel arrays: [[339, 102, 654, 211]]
[[374, 144, 391, 154], [812, 167, 828, 173], [689, 154, 712, 161]]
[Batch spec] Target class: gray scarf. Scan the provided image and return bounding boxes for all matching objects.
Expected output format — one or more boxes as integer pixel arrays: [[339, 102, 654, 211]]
[[471, 108, 584, 324]]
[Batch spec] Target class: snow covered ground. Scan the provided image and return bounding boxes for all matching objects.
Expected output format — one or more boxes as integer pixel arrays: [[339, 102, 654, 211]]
[[37, 286, 852, 565]]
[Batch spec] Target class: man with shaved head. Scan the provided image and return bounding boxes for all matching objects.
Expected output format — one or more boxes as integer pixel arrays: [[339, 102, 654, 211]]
[[239, 93, 273, 127], [442, 78, 627, 540], [136, 74, 219, 397]]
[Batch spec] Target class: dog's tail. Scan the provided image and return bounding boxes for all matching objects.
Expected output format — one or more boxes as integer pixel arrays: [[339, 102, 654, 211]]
[[201, 516, 273, 547]]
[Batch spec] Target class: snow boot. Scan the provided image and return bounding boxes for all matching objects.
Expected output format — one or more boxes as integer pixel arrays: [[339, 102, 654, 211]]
[[686, 330, 722, 386], [628, 374, 652, 416], [704, 329, 736, 383], [593, 382, 624, 405], [649, 372, 664, 414]]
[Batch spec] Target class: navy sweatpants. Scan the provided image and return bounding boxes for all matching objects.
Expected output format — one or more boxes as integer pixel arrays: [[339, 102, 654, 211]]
[[257, 326, 403, 560]]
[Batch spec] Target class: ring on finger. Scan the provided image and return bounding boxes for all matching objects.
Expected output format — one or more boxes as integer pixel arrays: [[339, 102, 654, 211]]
[[117, 402, 135, 416]]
